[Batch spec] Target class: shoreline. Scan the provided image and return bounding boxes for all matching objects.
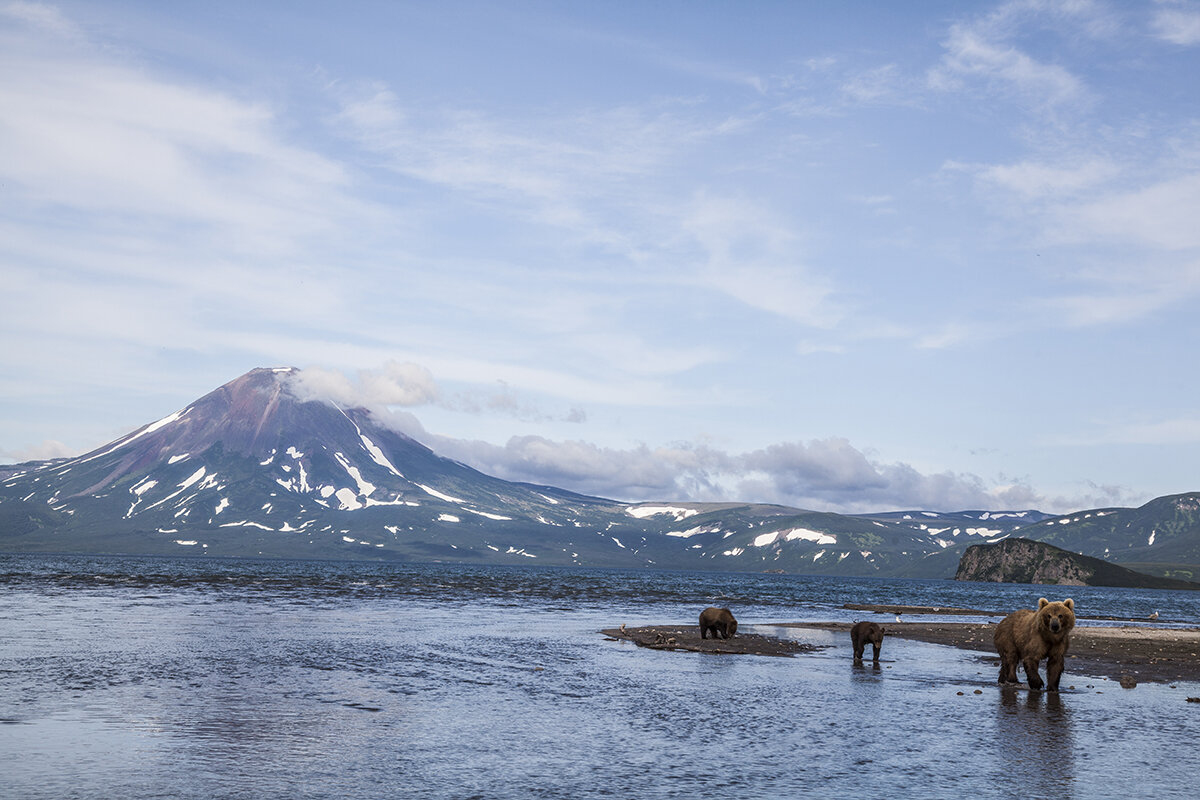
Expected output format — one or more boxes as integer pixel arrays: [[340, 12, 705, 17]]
[[779, 621, 1200, 685], [604, 620, 1200, 685]]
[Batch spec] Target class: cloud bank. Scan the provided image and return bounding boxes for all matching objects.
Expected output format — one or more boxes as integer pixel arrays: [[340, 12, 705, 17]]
[[376, 408, 1119, 515]]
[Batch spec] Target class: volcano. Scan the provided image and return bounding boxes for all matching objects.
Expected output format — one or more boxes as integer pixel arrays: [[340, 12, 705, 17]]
[[0, 368, 644, 562]]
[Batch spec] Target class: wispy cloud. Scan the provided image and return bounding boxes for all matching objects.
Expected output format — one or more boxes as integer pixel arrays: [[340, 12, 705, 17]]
[[1097, 417, 1200, 445], [928, 0, 1113, 114], [0, 11, 351, 250], [974, 158, 1120, 200], [682, 192, 841, 326], [0, 438, 75, 463], [1059, 173, 1200, 251], [1151, 0, 1200, 45]]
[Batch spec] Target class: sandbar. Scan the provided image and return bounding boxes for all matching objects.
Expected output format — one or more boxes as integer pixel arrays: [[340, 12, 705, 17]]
[[603, 618, 1200, 685], [781, 621, 1200, 684], [601, 625, 819, 657]]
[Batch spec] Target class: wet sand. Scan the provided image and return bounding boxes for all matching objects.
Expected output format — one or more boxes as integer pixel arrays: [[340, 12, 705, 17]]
[[783, 621, 1200, 684], [601, 625, 820, 657]]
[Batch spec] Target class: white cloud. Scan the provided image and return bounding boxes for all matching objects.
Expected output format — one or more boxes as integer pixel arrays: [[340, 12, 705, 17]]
[[1151, 2, 1200, 45], [0, 15, 351, 253], [1040, 286, 1182, 327], [840, 64, 909, 105], [286, 363, 439, 409], [927, 0, 1115, 113], [1, 439, 76, 462], [400, 422, 1083, 514], [932, 25, 1083, 109], [975, 159, 1119, 200], [1060, 173, 1200, 251], [683, 192, 841, 326]]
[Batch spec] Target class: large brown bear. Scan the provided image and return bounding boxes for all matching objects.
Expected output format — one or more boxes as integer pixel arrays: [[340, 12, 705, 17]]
[[994, 597, 1075, 691], [850, 621, 884, 662], [699, 607, 737, 639]]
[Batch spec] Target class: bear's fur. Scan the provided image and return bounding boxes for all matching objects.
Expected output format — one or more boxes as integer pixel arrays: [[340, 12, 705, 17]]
[[994, 597, 1076, 691], [850, 621, 885, 662], [699, 607, 737, 640]]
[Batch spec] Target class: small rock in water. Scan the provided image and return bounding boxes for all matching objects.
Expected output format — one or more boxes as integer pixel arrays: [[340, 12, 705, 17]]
[[1119, 675, 1137, 689], [973, 689, 982, 695]]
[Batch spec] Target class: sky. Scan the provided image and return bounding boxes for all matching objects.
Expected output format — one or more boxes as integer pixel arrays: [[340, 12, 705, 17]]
[[3, 0, 1200, 515]]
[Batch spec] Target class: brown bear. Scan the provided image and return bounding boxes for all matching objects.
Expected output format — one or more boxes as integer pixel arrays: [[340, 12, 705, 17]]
[[994, 597, 1076, 691], [850, 621, 885, 662], [699, 607, 737, 639]]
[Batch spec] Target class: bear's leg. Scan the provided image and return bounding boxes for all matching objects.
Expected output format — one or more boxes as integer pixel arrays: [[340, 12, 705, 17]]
[[700, 625, 709, 640], [871, 643, 881, 662], [997, 649, 1017, 683], [1023, 657, 1044, 690], [1046, 655, 1064, 692]]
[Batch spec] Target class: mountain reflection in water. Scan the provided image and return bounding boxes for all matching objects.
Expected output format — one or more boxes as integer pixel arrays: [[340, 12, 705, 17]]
[[1, 554, 1198, 799]]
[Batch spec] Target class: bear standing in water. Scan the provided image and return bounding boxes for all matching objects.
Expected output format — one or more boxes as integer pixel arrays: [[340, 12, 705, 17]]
[[850, 621, 885, 662], [994, 597, 1076, 691], [699, 607, 737, 639]]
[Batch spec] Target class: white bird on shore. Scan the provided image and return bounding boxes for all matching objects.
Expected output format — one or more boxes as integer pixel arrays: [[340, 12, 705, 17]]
[[895, 612, 903, 623], [1149, 611, 1159, 620]]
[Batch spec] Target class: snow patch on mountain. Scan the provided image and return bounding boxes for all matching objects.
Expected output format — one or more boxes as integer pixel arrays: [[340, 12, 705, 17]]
[[420, 483, 464, 503], [627, 505, 698, 521], [75, 407, 192, 466], [334, 453, 375, 498], [334, 487, 362, 510], [667, 524, 720, 538], [466, 508, 512, 521], [752, 527, 838, 546]]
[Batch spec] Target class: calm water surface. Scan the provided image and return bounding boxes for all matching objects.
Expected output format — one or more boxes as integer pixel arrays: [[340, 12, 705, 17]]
[[2, 554, 1198, 799]]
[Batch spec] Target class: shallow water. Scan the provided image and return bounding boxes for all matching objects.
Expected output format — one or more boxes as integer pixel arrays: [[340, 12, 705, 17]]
[[2, 555, 1198, 798]]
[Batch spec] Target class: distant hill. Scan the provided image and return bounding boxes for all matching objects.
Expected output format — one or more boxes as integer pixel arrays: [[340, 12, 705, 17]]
[[955, 538, 1200, 590], [1000, 494, 1200, 581], [2, 367, 1199, 579]]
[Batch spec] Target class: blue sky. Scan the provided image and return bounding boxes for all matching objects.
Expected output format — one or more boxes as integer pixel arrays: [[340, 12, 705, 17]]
[[3, 0, 1199, 514]]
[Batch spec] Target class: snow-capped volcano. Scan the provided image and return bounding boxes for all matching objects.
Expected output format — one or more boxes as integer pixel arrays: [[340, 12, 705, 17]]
[[0, 367, 625, 561]]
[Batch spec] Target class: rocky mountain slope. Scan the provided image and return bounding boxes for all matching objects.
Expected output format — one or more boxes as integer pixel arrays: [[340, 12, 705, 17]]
[[999, 494, 1200, 581]]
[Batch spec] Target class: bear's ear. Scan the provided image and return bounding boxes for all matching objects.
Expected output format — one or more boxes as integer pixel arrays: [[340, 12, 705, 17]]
[[1063, 598, 1074, 610], [1038, 597, 1049, 609]]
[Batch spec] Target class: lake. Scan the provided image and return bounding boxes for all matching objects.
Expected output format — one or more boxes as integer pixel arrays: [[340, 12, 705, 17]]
[[2, 554, 1198, 798]]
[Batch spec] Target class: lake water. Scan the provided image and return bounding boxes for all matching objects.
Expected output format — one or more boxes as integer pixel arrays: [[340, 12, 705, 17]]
[[2, 554, 1199, 799]]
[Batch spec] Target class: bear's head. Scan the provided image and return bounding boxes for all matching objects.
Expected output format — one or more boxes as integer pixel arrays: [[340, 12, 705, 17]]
[[1036, 597, 1076, 638]]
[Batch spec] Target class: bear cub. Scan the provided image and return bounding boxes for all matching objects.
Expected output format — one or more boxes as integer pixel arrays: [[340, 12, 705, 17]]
[[699, 607, 737, 640], [850, 621, 885, 662], [994, 597, 1075, 692]]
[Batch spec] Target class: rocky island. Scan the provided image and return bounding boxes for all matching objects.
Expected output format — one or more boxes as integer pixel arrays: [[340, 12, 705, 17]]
[[954, 538, 1200, 590]]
